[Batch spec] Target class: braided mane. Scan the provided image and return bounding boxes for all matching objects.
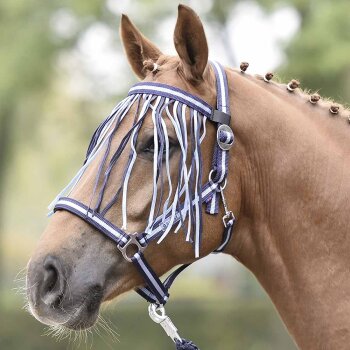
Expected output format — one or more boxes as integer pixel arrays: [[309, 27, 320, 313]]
[[255, 73, 350, 122]]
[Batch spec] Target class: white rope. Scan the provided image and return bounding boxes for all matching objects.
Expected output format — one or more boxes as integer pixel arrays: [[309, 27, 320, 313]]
[[145, 96, 162, 231], [160, 113, 173, 222], [169, 103, 192, 238], [180, 103, 193, 241], [157, 101, 180, 243], [200, 116, 207, 143], [193, 111, 201, 257], [164, 103, 189, 235], [121, 95, 153, 229]]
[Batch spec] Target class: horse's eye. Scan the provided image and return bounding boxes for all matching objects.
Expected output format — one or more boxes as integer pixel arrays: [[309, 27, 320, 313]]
[[142, 140, 167, 156], [138, 137, 178, 160], [143, 140, 156, 154]]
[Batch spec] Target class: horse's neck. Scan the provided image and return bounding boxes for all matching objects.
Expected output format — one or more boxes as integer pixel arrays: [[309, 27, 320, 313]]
[[226, 70, 350, 349]]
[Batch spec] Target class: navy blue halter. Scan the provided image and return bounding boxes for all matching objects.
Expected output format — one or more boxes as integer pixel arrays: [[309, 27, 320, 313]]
[[52, 61, 235, 347]]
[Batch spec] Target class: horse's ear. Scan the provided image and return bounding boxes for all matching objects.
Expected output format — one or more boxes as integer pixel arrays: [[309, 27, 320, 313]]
[[174, 5, 209, 81], [120, 14, 162, 79]]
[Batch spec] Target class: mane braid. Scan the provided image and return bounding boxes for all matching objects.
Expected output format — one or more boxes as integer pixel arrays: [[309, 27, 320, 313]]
[[254, 73, 350, 121]]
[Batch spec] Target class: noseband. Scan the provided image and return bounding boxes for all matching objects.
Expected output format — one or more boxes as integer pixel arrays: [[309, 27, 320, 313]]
[[51, 61, 235, 348]]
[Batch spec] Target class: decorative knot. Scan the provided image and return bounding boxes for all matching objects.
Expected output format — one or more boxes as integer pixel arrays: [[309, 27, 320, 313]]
[[287, 79, 300, 92], [264, 72, 274, 82], [309, 94, 320, 104], [329, 105, 339, 115], [143, 59, 159, 73], [240, 62, 249, 73]]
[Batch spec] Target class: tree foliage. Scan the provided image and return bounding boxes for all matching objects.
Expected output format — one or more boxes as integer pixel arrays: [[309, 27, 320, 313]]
[[278, 0, 350, 103]]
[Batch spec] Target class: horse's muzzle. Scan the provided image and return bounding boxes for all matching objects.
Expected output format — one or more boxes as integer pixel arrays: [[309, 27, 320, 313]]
[[26, 254, 102, 329]]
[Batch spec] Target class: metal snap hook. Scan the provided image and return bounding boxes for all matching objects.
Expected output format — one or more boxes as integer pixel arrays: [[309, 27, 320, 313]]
[[148, 304, 181, 342], [222, 211, 235, 227], [148, 304, 167, 322], [219, 182, 235, 227]]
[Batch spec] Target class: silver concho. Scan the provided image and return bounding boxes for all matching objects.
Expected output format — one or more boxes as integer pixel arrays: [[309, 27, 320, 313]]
[[217, 124, 234, 151]]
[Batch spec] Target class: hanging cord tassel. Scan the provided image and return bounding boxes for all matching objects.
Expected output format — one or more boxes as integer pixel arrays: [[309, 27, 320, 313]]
[[148, 304, 200, 350]]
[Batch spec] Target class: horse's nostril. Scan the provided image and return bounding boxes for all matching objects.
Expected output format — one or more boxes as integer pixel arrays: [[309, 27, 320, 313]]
[[40, 256, 66, 307], [45, 266, 58, 292]]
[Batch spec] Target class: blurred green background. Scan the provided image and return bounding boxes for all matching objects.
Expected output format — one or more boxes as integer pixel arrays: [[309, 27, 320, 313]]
[[0, 0, 349, 349]]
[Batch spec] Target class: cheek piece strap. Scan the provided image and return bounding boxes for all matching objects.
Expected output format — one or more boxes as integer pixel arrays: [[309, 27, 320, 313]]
[[52, 61, 235, 348]]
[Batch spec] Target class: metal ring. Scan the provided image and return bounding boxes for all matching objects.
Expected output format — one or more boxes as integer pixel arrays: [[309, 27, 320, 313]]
[[208, 169, 215, 183], [217, 124, 234, 151], [219, 178, 227, 191], [209, 170, 227, 190], [118, 232, 145, 262]]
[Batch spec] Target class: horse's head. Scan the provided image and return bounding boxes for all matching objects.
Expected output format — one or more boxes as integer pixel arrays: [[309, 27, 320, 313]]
[[26, 5, 239, 331]]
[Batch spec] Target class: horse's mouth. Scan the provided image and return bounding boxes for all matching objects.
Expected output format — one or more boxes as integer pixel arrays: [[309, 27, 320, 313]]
[[63, 299, 101, 330], [27, 285, 104, 331]]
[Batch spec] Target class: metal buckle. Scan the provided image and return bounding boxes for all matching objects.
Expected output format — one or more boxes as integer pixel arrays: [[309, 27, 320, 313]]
[[118, 232, 145, 262], [148, 304, 181, 342], [217, 124, 234, 151]]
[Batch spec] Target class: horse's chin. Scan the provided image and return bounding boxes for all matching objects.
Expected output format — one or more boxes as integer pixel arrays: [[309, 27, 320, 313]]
[[27, 288, 103, 331], [63, 303, 100, 330]]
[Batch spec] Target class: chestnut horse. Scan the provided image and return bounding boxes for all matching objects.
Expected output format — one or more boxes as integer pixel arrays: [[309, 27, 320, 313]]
[[26, 5, 350, 349]]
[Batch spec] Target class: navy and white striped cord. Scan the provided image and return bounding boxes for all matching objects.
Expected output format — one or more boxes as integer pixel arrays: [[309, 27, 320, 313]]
[[131, 252, 169, 305], [136, 263, 191, 304]]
